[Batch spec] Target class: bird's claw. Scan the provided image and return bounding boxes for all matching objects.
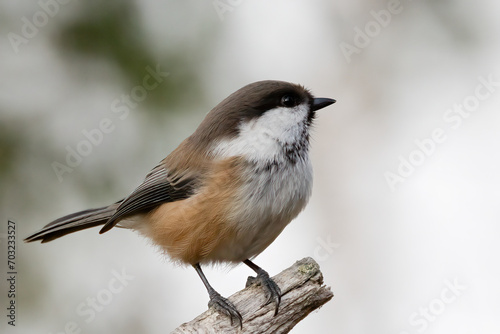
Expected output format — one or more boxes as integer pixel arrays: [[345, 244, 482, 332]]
[[208, 290, 243, 328], [246, 270, 281, 315]]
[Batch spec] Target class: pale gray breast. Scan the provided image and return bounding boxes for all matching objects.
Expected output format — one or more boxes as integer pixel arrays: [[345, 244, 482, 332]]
[[222, 157, 313, 261]]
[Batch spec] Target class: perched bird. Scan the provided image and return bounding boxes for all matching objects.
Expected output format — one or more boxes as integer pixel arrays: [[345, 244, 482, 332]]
[[25, 80, 335, 327]]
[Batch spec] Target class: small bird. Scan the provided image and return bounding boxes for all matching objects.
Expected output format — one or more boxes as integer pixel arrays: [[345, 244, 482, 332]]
[[25, 80, 335, 327]]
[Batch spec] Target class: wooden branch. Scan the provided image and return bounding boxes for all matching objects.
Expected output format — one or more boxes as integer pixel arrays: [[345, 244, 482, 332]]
[[172, 257, 333, 333]]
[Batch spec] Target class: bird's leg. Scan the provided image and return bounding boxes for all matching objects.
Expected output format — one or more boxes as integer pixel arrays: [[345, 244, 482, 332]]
[[243, 259, 281, 315], [192, 263, 242, 328]]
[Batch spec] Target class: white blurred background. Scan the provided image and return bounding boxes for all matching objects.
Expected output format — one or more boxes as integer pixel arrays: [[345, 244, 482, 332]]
[[1, 0, 500, 333]]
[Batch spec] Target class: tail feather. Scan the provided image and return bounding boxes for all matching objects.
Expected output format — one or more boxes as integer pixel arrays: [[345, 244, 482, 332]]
[[25, 204, 119, 243]]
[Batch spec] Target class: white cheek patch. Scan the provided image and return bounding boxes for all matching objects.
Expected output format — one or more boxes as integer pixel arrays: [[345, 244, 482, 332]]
[[212, 103, 310, 162]]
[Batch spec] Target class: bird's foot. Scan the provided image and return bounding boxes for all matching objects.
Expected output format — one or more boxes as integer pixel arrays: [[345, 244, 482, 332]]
[[208, 290, 243, 328], [246, 269, 281, 315]]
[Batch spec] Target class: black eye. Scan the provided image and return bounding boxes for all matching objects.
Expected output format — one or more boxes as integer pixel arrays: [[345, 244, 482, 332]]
[[281, 94, 296, 107]]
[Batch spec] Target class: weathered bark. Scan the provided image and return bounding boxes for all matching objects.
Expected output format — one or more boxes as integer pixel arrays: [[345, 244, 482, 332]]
[[172, 257, 333, 333]]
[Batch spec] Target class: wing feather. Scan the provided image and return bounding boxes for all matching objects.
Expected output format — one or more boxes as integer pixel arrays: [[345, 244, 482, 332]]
[[99, 162, 197, 233]]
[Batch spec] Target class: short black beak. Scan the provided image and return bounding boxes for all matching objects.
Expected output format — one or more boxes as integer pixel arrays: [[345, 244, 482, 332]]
[[311, 98, 336, 111]]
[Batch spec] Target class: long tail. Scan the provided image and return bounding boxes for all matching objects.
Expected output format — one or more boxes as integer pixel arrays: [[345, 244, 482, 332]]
[[24, 203, 120, 243]]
